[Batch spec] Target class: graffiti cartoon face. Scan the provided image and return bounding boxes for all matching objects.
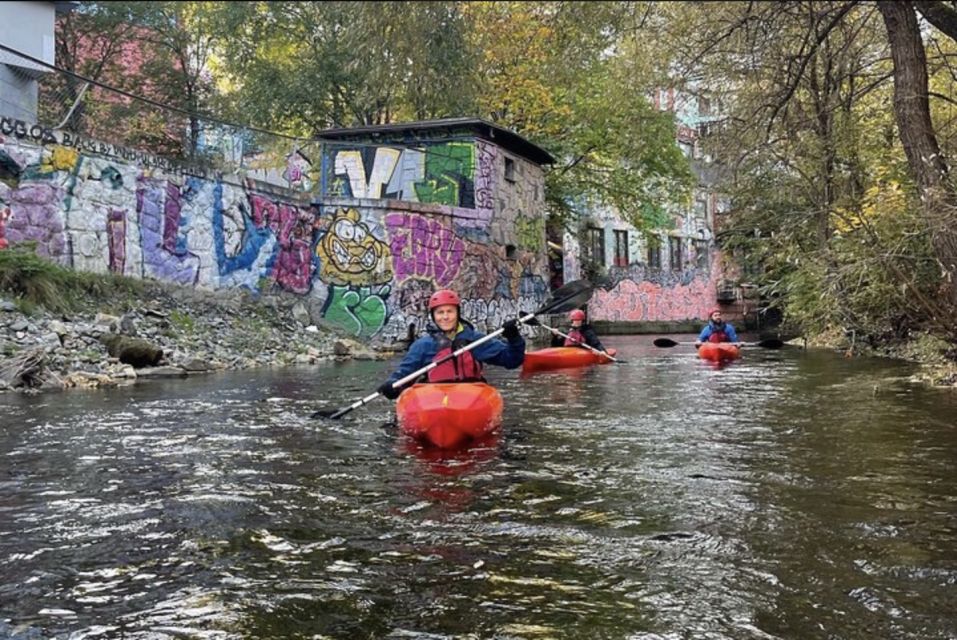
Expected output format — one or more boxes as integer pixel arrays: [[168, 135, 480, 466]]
[[317, 208, 393, 286]]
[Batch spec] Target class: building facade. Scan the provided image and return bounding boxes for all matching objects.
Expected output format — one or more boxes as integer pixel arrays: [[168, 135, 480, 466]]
[[561, 88, 736, 332]]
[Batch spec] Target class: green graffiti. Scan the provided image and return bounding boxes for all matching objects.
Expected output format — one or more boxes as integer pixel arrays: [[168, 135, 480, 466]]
[[515, 214, 544, 251], [323, 285, 389, 339], [414, 142, 475, 206]]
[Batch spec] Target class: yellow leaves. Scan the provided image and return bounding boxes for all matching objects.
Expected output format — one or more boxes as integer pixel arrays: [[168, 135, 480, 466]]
[[832, 178, 907, 233]]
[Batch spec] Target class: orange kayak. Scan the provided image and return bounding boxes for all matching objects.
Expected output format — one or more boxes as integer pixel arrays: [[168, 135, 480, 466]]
[[522, 347, 617, 373], [396, 383, 504, 449], [697, 342, 741, 362]]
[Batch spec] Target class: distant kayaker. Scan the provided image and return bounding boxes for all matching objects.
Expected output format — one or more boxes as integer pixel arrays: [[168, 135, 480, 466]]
[[377, 289, 525, 399], [694, 309, 740, 346], [550, 309, 606, 351]]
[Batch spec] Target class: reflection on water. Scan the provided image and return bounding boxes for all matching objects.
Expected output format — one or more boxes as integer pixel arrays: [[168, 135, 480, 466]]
[[1, 337, 956, 639]]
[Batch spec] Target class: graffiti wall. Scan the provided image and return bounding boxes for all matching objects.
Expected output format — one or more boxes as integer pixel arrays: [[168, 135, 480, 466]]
[[577, 199, 719, 323], [0, 117, 549, 342]]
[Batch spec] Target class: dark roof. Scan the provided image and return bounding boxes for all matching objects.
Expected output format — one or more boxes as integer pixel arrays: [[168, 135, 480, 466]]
[[314, 117, 555, 166]]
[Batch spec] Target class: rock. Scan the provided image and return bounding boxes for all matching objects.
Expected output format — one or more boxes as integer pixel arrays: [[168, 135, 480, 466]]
[[39, 332, 62, 349], [333, 340, 351, 356], [11, 320, 29, 332], [305, 325, 319, 333], [119, 314, 136, 334], [292, 302, 311, 326], [94, 313, 120, 332], [135, 366, 188, 379], [63, 371, 116, 388], [182, 358, 209, 372], [48, 320, 68, 337], [0, 301, 16, 312], [100, 333, 164, 368]]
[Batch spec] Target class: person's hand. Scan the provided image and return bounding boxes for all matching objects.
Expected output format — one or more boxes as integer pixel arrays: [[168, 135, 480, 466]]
[[502, 318, 521, 341], [377, 380, 401, 400]]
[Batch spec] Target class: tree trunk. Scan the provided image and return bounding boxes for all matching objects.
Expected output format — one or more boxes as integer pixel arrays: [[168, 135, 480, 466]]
[[878, 0, 957, 313]]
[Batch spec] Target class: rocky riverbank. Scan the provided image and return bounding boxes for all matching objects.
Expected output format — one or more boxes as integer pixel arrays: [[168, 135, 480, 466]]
[[0, 282, 396, 393]]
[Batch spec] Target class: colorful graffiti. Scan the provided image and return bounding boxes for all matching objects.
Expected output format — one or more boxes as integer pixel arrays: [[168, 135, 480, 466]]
[[589, 268, 720, 322], [0, 124, 552, 343], [385, 212, 465, 287], [316, 207, 392, 286], [322, 284, 390, 340]]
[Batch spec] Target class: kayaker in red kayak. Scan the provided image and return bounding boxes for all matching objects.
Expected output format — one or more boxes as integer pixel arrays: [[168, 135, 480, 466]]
[[549, 309, 606, 351], [377, 289, 525, 399], [694, 309, 740, 346]]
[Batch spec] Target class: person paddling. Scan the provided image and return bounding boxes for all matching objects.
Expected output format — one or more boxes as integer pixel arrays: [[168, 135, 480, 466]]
[[694, 309, 740, 347], [377, 289, 525, 399], [549, 309, 606, 352]]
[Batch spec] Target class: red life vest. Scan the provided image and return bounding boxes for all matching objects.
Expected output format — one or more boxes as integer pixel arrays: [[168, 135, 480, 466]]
[[564, 328, 586, 347], [428, 334, 484, 382], [708, 323, 729, 343]]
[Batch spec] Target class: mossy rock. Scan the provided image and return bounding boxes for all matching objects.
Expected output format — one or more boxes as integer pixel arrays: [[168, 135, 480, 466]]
[[100, 333, 163, 368]]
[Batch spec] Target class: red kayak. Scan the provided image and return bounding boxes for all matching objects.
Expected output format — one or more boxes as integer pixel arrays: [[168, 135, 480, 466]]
[[522, 347, 617, 373], [697, 342, 741, 362], [396, 383, 503, 449]]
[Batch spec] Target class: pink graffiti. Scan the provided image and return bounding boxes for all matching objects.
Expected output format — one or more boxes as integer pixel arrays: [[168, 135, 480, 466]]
[[385, 212, 464, 287], [0, 205, 9, 249], [248, 193, 314, 294], [590, 275, 718, 322], [2, 183, 66, 260]]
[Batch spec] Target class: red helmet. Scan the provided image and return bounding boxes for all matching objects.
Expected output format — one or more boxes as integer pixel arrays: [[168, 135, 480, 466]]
[[429, 289, 461, 311], [709, 308, 722, 317], [569, 309, 586, 321]]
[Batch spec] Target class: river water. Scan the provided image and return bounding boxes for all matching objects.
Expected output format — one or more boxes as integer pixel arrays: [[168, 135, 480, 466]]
[[1, 336, 955, 639]]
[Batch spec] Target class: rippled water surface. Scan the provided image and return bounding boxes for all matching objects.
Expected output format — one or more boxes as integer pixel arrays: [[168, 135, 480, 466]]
[[1, 337, 956, 639]]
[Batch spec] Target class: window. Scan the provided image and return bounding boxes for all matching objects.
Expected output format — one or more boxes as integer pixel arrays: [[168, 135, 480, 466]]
[[504, 157, 516, 182], [647, 240, 661, 269], [587, 227, 605, 266], [695, 239, 708, 270], [613, 230, 629, 267], [670, 237, 682, 271]]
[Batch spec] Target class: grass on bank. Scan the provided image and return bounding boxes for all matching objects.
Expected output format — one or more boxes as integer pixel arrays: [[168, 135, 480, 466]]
[[0, 245, 144, 314]]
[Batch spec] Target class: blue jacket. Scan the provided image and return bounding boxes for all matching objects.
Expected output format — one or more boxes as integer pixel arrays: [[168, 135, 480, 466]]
[[698, 321, 739, 343], [386, 321, 525, 386]]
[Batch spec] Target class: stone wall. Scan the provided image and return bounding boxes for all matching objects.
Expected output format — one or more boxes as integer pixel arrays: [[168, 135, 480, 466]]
[[0, 118, 549, 343]]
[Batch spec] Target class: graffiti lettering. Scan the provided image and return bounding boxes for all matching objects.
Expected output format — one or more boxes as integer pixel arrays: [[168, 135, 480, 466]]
[[385, 212, 464, 287]]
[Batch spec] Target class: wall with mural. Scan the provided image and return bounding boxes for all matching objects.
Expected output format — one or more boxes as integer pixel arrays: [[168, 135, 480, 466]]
[[571, 195, 720, 324], [0, 117, 550, 342], [317, 138, 548, 340]]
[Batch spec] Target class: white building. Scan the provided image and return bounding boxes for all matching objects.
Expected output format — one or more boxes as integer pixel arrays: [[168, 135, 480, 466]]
[[0, 1, 77, 121]]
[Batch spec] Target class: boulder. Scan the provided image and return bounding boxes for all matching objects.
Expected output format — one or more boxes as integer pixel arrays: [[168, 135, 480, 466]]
[[99, 333, 163, 368]]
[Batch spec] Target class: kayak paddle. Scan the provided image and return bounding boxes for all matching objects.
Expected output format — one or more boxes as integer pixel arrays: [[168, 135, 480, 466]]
[[533, 321, 626, 363], [312, 279, 594, 419], [652, 337, 784, 349]]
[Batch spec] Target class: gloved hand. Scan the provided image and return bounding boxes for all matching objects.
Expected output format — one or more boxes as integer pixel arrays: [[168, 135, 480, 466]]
[[377, 380, 401, 400], [502, 318, 521, 341]]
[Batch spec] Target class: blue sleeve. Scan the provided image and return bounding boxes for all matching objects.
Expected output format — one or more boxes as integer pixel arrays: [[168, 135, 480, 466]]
[[698, 325, 712, 341], [472, 334, 526, 369], [386, 337, 432, 385], [726, 324, 739, 342]]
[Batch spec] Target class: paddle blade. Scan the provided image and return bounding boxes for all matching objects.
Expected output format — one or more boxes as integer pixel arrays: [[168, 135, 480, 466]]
[[757, 338, 784, 349], [536, 280, 594, 316], [311, 408, 339, 419], [653, 338, 679, 348]]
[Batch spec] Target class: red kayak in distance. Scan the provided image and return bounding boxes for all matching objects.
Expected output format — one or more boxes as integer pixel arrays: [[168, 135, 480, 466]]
[[395, 383, 504, 449], [697, 342, 741, 363], [522, 347, 617, 373]]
